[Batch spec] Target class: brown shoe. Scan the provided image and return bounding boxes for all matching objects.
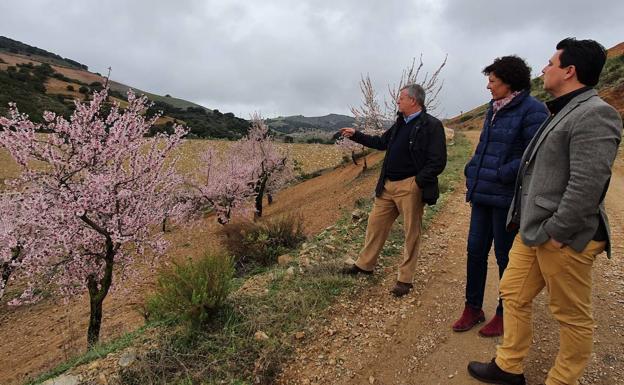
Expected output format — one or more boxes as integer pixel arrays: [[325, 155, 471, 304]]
[[390, 281, 413, 297], [340, 264, 373, 276]]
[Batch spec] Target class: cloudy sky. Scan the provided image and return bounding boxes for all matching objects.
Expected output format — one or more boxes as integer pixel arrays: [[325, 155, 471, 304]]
[[2, 0, 623, 119]]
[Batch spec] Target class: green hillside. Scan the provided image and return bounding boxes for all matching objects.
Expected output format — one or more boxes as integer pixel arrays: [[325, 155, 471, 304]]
[[446, 43, 624, 130], [0, 61, 71, 122], [267, 113, 355, 134], [108, 80, 210, 111], [0, 37, 250, 139], [0, 36, 88, 70]]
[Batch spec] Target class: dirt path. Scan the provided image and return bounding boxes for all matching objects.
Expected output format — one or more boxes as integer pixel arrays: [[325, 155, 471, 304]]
[[0, 152, 385, 385], [277, 131, 624, 385]]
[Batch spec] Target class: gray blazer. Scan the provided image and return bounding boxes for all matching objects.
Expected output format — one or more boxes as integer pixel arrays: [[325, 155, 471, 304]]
[[507, 89, 622, 257]]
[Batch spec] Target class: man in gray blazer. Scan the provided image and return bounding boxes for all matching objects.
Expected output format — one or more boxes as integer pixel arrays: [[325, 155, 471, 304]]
[[468, 38, 622, 385]]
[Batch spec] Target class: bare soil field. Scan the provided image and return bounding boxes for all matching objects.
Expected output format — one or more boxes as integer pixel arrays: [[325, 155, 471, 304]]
[[0, 148, 382, 385]]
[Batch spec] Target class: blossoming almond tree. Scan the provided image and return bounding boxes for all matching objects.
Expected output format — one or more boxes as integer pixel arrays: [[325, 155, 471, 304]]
[[337, 55, 447, 166], [191, 113, 293, 223], [233, 113, 294, 218], [191, 146, 256, 224], [0, 192, 55, 302], [0, 89, 187, 347], [386, 54, 447, 116], [337, 75, 386, 169]]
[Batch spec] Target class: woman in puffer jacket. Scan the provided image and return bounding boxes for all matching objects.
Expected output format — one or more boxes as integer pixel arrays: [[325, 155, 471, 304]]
[[452, 56, 549, 337]]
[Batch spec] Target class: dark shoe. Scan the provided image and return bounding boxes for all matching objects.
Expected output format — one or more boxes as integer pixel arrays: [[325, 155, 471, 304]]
[[467, 358, 526, 385], [390, 281, 413, 297], [479, 314, 504, 337], [452, 304, 485, 332], [340, 264, 373, 276]]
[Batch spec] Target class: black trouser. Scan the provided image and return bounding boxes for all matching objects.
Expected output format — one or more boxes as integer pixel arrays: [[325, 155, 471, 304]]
[[465, 203, 517, 315]]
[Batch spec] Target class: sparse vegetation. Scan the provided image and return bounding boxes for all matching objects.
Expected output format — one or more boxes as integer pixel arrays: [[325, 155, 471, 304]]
[[423, 133, 473, 227], [0, 63, 71, 122], [219, 214, 306, 274], [598, 54, 624, 89], [530, 76, 550, 102], [0, 36, 89, 70], [146, 253, 234, 329], [16, 131, 471, 385], [120, 133, 471, 384]]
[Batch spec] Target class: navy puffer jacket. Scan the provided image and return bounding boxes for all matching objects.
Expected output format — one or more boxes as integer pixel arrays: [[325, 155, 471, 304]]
[[465, 90, 549, 208]]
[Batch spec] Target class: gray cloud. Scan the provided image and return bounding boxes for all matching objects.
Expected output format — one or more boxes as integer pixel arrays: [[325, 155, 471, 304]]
[[1, 0, 622, 118]]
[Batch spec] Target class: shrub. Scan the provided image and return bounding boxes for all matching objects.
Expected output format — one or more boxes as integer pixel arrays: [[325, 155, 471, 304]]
[[78, 85, 89, 94], [220, 214, 306, 273], [458, 113, 473, 123], [146, 253, 234, 329], [66, 85, 74, 91]]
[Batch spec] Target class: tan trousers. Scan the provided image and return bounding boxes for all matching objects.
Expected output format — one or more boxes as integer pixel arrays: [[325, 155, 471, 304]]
[[355, 177, 424, 283], [495, 235, 606, 385]]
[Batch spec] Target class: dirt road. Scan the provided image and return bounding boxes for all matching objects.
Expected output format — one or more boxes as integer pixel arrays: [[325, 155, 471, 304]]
[[277, 131, 624, 385]]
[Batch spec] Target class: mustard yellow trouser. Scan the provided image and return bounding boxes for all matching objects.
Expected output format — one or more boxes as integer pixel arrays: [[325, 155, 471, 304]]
[[495, 235, 605, 385], [355, 177, 423, 283]]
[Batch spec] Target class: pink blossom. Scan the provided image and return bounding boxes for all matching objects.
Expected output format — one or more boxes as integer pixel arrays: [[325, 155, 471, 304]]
[[0, 88, 188, 346]]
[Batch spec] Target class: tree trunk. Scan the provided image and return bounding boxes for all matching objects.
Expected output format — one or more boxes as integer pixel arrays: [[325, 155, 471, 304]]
[[162, 216, 168, 233], [87, 290, 104, 348], [351, 150, 359, 165], [0, 247, 21, 300], [267, 193, 273, 205], [86, 241, 115, 348], [363, 156, 368, 171], [254, 174, 269, 219]]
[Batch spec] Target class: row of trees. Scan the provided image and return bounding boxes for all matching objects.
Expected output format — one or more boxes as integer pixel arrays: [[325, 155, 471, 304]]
[[0, 88, 293, 347]]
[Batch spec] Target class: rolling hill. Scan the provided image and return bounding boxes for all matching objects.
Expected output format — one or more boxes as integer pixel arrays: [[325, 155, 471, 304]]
[[0, 36, 249, 139], [266, 113, 356, 134], [445, 42, 624, 130]]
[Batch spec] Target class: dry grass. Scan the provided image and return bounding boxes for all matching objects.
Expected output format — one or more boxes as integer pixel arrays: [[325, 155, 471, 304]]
[[0, 52, 105, 85], [51, 66, 106, 85], [0, 148, 22, 188], [174, 140, 344, 177], [0, 139, 345, 188], [0, 52, 37, 67], [154, 115, 179, 125], [44, 78, 84, 99]]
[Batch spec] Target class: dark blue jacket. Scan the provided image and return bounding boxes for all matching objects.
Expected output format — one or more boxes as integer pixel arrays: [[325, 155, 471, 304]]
[[465, 90, 549, 208], [351, 111, 447, 205]]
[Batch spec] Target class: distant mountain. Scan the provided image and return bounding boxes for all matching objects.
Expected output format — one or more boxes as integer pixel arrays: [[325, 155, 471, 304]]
[[0, 36, 249, 139], [267, 113, 356, 134], [445, 42, 624, 130]]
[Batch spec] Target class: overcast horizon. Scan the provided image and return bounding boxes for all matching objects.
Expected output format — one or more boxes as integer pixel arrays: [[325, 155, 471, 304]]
[[2, 0, 623, 120]]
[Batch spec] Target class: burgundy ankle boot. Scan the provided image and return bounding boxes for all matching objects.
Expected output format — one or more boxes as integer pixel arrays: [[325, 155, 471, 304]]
[[479, 313, 504, 337], [452, 305, 485, 332]]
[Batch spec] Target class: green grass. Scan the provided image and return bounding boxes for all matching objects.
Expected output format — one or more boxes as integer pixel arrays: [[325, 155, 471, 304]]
[[423, 133, 473, 228], [26, 325, 153, 385], [531, 54, 624, 103], [598, 54, 624, 90]]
